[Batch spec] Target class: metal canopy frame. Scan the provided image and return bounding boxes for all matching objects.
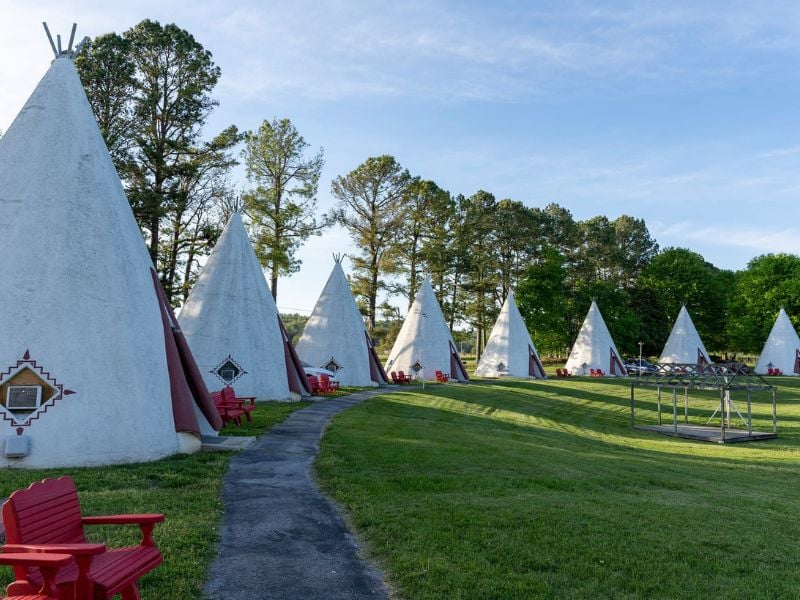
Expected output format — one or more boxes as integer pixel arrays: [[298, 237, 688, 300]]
[[629, 362, 777, 443]]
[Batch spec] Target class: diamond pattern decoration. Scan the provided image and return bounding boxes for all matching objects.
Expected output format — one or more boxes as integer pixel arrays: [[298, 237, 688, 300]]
[[412, 361, 423, 373], [323, 357, 342, 374], [212, 355, 247, 384], [0, 350, 74, 428]]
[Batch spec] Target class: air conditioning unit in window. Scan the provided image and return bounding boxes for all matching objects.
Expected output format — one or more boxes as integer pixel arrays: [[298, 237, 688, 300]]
[[6, 385, 42, 410]]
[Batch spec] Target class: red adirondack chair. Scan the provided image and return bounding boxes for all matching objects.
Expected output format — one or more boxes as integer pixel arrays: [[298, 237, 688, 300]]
[[306, 375, 322, 395], [396, 371, 412, 384], [211, 390, 245, 426], [2, 476, 164, 600], [435, 370, 449, 383], [0, 553, 74, 599], [390, 371, 399, 384], [221, 386, 256, 422], [555, 368, 563, 377], [319, 374, 339, 394]]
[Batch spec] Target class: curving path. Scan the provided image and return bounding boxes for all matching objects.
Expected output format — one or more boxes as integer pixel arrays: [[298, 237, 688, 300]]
[[204, 389, 396, 599]]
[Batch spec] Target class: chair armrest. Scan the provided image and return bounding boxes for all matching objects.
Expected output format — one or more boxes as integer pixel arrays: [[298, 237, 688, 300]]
[[82, 513, 164, 525], [0, 552, 74, 567], [3, 543, 106, 555], [83, 514, 164, 547]]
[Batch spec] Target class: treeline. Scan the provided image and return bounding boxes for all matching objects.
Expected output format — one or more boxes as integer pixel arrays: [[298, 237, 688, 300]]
[[75, 20, 800, 359]]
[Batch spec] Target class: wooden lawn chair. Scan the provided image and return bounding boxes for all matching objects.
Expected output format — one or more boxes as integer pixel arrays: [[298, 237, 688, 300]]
[[221, 386, 255, 422], [2, 476, 164, 600], [306, 375, 322, 395], [211, 390, 244, 426], [319, 374, 339, 394], [0, 553, 74, 599], [435, 370, 449, 383], [397, 371, 412, 384]]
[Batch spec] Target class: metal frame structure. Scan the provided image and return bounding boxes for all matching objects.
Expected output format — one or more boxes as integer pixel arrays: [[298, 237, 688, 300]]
[[630, 362, 777, 443]]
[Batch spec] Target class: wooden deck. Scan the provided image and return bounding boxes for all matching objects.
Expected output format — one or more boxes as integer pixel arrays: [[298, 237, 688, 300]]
[[636, 424, 776, 444]]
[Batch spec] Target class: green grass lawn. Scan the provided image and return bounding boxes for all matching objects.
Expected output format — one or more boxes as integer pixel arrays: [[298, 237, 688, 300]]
[[0, 401, 310, 598], [316, 376, 800, 599]]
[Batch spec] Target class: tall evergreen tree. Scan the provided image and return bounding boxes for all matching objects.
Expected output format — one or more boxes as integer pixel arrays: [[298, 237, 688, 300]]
[[331, 155, 412, 330], [242, 117, 326, 300]]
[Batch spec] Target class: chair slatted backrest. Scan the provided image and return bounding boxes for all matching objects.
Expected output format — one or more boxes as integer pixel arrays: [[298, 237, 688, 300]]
[[221, 386, 237, 403], [3, 477, 85, 548]]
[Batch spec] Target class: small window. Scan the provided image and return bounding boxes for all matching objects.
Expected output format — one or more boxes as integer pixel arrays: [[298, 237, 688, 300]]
[[412, 361, 423, 373], [212, 355, 246, 385], [497, 362, 507, 373], [323, 358, 342, 374], [7, 385, 42, 410]]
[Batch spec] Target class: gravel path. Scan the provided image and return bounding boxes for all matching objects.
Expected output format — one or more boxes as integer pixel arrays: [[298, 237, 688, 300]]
[[204, 390, 395, 599]]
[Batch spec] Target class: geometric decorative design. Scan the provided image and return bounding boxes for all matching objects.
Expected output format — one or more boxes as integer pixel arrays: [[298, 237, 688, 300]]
[[0, 349, 75, 428], [411, 361, 423, 373], [496, 362, 507, 373], [322, 357, 342, 374], [211, 354, 246, 385]]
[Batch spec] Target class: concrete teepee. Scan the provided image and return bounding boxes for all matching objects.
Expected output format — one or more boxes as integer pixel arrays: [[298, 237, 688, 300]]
[[565, 301, 627, 376], [475, 291, 546, 378], [0, 30, 221, 468], [179, 213, 310, 400], [755, 308, 800, 375], [659, 305, 711, 364], [295, 258, 388, 387], [385, 278, 468, 381]]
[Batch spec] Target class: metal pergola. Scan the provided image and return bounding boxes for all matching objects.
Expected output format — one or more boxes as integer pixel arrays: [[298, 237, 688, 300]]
[[630, 362, 777, 443]]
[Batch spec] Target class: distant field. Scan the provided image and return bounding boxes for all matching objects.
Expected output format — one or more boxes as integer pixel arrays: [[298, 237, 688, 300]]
[[316, 376, 800, 599]]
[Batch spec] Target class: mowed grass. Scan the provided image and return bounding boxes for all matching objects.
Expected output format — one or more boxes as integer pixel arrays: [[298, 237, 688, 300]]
[[0, 401, 310, 598], [316, 376, 800, 599]]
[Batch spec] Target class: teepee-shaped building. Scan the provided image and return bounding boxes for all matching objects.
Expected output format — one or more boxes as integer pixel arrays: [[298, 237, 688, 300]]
[[475, 291, 545, 378], [565, 301, 626, 376], [386, 279, 469, 381], [755, 309, 800, 375], [659, 306, 711, 364], [0, 33, 221, 468], [179, 213, 310, 400], [295, 259, 388, 387]]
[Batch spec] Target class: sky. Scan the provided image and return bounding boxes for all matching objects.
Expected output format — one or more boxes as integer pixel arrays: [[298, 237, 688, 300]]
[[2, 0, 800, 316]]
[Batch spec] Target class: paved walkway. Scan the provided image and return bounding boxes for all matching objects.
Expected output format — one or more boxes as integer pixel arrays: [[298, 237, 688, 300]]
[[204, 389, 396, 599]]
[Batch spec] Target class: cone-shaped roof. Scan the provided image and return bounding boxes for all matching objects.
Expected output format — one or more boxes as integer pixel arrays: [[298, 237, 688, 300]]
[[0, 55, 213, 468], [475, 291, 545, 378], [179, 213, 307, 399], [385, 278, 468, 381], [565, 301, 627, 375], [755, 308, 800, 375], [295, 261, 386, 386], [659, 306, 711, 364]]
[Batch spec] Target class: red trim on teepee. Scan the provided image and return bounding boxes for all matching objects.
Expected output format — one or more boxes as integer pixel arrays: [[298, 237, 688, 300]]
[[278, 316, 312, 396], [151, 269, 222, 432], [795, 349, 800, 375], [697, 348, 709, 366], [365, 331, 388, 384], [529, 345, 546, 378], [609, 348, 626, 376], [449, 341, 469, 381]]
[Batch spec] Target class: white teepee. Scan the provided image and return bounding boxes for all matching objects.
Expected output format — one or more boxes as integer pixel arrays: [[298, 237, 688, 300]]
[[565, 301, 627, 376], [179, 213, 310, 400], [0, 43, 221, 468], [659, 306, 711, 364], [295, 259, 388, 387], [755, 309, 800, 375], [475, 291, 546, 378], [385, 278, 469, 381]]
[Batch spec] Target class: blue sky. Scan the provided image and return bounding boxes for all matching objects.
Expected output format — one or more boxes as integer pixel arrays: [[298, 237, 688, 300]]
[[2, 1, 800, 315]]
